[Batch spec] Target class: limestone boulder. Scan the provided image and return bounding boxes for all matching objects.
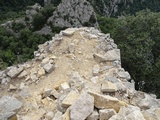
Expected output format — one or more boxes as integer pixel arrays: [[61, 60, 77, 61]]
[[0, 96, 22, 120], [130, 91, 160, 109], [70, 93, 94, 120], [7, 66, 24, 78], [109, 105, 145, 120], [88, 91, 127, 112], [92, 64, 100, 76]]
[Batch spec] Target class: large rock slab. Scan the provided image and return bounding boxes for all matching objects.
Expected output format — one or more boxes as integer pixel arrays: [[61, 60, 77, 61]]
[[7, 66, 24, 78], [88, 91, 127, 112], [109, 106, 145, 120], [0, 96, 22, 120], [70, 93, 94, 120], [130, 91, 160, 109]]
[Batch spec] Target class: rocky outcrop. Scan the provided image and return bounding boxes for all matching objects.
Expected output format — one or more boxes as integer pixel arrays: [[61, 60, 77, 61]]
[[0, 27, 160, 119], [48, 0, 98, 28]]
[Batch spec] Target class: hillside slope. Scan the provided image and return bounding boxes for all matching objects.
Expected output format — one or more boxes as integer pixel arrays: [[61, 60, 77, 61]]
[[0, 27, 160, 120]]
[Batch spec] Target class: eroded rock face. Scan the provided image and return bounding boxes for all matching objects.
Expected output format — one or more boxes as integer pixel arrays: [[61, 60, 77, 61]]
[[48, 0, 98, 28]]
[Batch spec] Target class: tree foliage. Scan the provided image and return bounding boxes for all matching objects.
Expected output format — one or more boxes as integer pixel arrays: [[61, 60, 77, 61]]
[[0, 26, 51, 69], [111, 10, 160, 97]]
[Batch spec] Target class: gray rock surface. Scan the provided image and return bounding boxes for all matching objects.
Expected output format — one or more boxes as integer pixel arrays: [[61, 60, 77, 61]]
[[70, 93, 94, 120], [7, 66, 24, 78], [43, 63, 54, 73], [86, 110, 99, 120], [0, 96, 22, 120], [69, 72, 84, 91]]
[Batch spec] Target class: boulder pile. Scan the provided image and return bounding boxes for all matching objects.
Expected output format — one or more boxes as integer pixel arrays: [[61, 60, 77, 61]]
[[0, 27, 160, 120]]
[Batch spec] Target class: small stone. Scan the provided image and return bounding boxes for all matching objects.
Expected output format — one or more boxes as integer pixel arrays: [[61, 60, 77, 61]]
[[41, 57, 50, 67], [60, 82, 70, 90], [86, 110, 99, 120], [62, 108, 70, 120], [123, 82, 135, 90], [101, 81, 117, 92], [93, 53, 106, 63], [30, 74, 38, 81], [37, 68, 45, 77], [62, 90, 80, 107], [18, 70, 28, 78], [0, 96, 22, 120], [92, 64, 100, 76], [46, 111, 54, 119], [9, 84, 17, 90], [52, 111, 63, 120], [70, 93, 94, 120], [41, 88, 52, 98], [68, 43, 75, 53], [19, 82, 26, 89], [43, 63, 54, 73], [88, 34, 98, 39], [69, 72, 84, 91], [99, 109, 116, 120], [1, 77, 11, 85], [90, 76, 98, 83], [62, 28, 76, 36], [51, 89, 59, 99], [118, 71, 131, 80], [106, 76, 120, 83]]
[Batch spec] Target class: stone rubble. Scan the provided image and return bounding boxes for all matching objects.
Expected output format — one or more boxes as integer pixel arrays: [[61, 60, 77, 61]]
[[0, 27, 160, 120]]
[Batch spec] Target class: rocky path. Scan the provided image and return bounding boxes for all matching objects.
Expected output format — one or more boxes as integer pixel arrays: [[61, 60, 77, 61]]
[[0, 27, 160, 120]]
